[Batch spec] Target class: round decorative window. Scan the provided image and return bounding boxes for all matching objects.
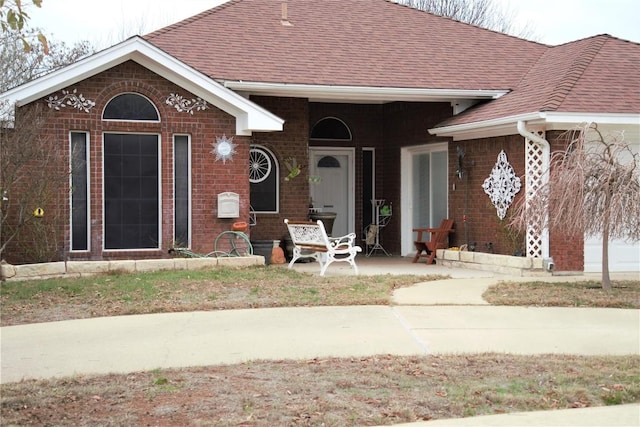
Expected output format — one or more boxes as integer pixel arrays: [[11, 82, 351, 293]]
[[249, 148, 272, 183]]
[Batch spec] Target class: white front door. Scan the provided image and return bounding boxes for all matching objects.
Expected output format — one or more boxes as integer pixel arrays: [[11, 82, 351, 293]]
[[309, 148, 355, 237]]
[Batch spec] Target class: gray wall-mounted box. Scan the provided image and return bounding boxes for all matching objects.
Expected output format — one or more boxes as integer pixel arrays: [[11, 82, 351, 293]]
[[218, 192, 239, 218]]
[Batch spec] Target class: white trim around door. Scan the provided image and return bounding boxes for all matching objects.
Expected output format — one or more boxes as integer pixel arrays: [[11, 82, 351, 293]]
[[309, 147, 355, 236], [400, 142, 449, 256]]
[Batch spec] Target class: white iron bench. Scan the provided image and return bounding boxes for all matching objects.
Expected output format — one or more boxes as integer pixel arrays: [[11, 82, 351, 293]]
[[284, 219, 362, 276]]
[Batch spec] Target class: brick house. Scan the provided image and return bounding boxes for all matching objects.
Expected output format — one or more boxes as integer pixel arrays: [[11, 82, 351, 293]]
[[1, 0, 638, 272]]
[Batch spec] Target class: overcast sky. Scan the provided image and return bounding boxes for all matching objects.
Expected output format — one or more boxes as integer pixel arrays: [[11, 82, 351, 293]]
[[28, 0, 640, 48]]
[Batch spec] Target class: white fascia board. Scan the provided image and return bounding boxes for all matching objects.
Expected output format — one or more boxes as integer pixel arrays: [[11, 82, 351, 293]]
[[430, 111, 640, 141], [543, 112, 640, 127], [221, 80, 508, 103], [430, 112, 544, 141], [0, 37, 283, 135]]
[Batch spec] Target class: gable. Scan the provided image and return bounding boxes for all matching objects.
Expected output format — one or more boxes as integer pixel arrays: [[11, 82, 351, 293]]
[[431, 35, 640, 139], [0, 37, 283, 136]]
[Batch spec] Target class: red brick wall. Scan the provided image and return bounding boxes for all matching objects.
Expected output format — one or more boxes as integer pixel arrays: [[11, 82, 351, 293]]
[[309, 102, 385, 240], [249, 96, 310, 243], [382, 102, 453, 254], [447, 132, 584, 271], [250, 99, 454, 256], [2, 106, 68, 263], [7, 67, 586, 270], [448, 135, 526, 256], [8, 61, 248, 262], [547, 130, 584, 271]]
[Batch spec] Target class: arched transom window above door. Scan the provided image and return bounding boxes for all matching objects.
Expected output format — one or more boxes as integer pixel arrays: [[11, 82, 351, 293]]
[[310, 117, 352, 140]]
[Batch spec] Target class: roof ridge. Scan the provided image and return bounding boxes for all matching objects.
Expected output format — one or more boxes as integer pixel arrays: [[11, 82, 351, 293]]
[[541, 36, 609, 111]]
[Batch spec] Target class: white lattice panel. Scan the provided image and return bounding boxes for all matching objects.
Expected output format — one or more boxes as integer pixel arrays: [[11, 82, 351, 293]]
[[525, 132, 548, 258]]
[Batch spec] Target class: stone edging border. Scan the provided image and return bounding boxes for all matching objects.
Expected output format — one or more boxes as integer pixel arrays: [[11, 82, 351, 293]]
[[0, 256, 265, 281]]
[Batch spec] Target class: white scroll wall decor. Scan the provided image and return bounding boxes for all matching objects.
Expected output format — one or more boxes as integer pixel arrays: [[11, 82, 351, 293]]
[[166, 93, 209, 114], [482, 150, 522, 220], [46, 89, 95, 113]]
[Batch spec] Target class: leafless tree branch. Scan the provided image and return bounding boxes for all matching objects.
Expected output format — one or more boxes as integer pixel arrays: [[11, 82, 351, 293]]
[[510, 123, 640, 289]]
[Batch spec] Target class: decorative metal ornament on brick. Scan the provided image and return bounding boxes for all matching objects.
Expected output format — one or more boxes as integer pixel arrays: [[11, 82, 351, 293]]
[[46, 89, 95, 113], [165, 93, 209, 114], [211, 135, 236, 164], [482, 150, 522, 219]]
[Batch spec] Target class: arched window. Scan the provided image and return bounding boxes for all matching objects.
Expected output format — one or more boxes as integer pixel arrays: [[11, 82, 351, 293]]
[[317, 155, 341, 168], [310, 117, 352, 140], [103, 93, 159, 121], [101, 92, 161, 250], [249, 146, 279, 213]]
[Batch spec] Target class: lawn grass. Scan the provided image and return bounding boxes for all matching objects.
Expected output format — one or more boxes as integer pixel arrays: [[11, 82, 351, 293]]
[[2, 354, 638, 426], [0, 266, 446, 326], [2, 267, 639, 326], [483, 280, 640, 309], [1, 266, 639, 425]]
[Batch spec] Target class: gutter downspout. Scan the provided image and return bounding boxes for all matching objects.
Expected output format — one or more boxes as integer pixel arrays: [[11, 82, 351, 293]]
[[517, 120, 551, 259]]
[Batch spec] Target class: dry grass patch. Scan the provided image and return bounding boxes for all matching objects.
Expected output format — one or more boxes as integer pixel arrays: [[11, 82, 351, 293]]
[[0, 266, 445, 326], [483, 280, 640, 308], [2, 354, 638, 426]]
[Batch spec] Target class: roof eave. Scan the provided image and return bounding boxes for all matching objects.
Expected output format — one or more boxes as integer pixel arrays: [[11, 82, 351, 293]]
[[220, 80, 508, 104], [430, 112, 640, 141], [0, 37, 283, 135], [430, 112, 544, 141]]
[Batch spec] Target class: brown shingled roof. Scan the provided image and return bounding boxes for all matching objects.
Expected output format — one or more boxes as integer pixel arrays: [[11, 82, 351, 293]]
[[145, 1, 639, 126], [437, 35, 640, 127], [145, 0, 546, 91]]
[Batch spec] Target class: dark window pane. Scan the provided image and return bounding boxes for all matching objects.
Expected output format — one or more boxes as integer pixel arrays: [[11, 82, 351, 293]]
[[104, 133, 159, 249], [249, 147, 278, 212], [174, 136, 190, 247], [122, 178, 141, 198], [140, 200, 159, 223], [122, 156, 141, 176], [71, 132, 88, 251], [105, 200, 123, 224], [140, 177, 158, 198], [362, 149, 374, 228], [317, 155, 340, 168], [310, 117, 351, 140], [103, 93, 159, 121]]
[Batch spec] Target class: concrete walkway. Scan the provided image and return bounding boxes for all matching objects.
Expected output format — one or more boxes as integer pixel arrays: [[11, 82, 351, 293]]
[[1, 257, 638, 425]]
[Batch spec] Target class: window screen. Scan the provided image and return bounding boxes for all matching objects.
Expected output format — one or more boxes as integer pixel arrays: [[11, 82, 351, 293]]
[[104, 133, 159, 249], [71, 132, 89, 251], [174, 135, 190, 247]]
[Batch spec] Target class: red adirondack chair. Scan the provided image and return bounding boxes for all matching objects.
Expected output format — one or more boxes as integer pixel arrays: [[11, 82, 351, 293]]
[[412, 219, 454, 264]]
